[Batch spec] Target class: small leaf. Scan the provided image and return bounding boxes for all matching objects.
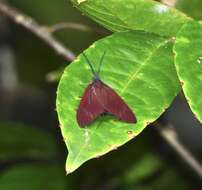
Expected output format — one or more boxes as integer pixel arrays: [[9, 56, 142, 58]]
[[71, 0, 190, 37], [0, 123, 59, 161], [123, 153, 162, 185], [174, 21, 202, 123], [0, 164, 67, 190], [57, 31, 180, 173]]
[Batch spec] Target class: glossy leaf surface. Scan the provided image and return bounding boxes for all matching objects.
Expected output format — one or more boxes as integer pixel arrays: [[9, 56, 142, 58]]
[[174, 21, 202, 123], [71, 0, 189, 36], [57, 31, 180, 173]]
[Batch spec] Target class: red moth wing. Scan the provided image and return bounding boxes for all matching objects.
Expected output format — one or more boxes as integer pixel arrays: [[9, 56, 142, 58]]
[[96, 80, 137, 123], [76, 82, 104, 127]]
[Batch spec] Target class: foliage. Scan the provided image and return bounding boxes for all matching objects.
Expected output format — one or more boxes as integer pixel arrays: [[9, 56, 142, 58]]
[[71, 0, 189, 36], [0, 123, 59, 161], [0, 164, 67, 190], [57, 31, 180, 173], [174, 21, 202, 123], [0, 123, 192, 190], [56, 0, 202, 173], [176, 0, 202, 20], [1, 0, 201, 188]]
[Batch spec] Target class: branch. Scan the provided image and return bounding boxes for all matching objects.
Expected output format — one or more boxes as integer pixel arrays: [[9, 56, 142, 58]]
[[0, 3, 76, 61], [157, 124, 202, 179], [161, 0, 176, 7], [48, 22, 107, 35]]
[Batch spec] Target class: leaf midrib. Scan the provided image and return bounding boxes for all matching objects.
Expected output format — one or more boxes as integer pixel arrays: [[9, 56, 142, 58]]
[[120, 40, 168, 94], [83, 3, 132, 30], [68, 40, 168, 171]]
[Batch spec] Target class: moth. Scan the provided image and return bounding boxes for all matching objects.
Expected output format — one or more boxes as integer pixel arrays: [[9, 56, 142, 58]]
[[76, 52, 137, 127]]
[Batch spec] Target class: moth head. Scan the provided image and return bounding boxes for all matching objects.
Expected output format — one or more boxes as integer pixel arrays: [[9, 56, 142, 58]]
[[82, 51, 106, 81]]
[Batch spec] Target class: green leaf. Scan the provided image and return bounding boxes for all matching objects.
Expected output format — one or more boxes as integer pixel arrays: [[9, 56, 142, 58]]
[[123, 153, 162, 185], [174, 21, 202, 123], [0, 123, 59, 161], [56, 31, 180, 173], [71, 0, 190, 37], [122, 153, 191, 190], [129, 169, 191, 190], [0, 164, 67, 190], [176, 0, 202, 20]]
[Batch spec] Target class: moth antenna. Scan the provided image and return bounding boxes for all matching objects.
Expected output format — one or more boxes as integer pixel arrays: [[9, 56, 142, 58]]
[[82, 52, 97, 77], [97, 51, 106, 75]]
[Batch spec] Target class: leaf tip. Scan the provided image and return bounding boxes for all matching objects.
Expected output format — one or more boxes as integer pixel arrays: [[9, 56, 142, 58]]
[[65, 164, 79, 175], [66, 169, 74, 175], [65, 153, 86, 175]]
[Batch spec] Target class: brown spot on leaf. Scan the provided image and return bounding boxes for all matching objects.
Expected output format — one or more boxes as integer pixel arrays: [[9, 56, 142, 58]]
[[127, 131, 135, 138], [127, 131, 133, 135]]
